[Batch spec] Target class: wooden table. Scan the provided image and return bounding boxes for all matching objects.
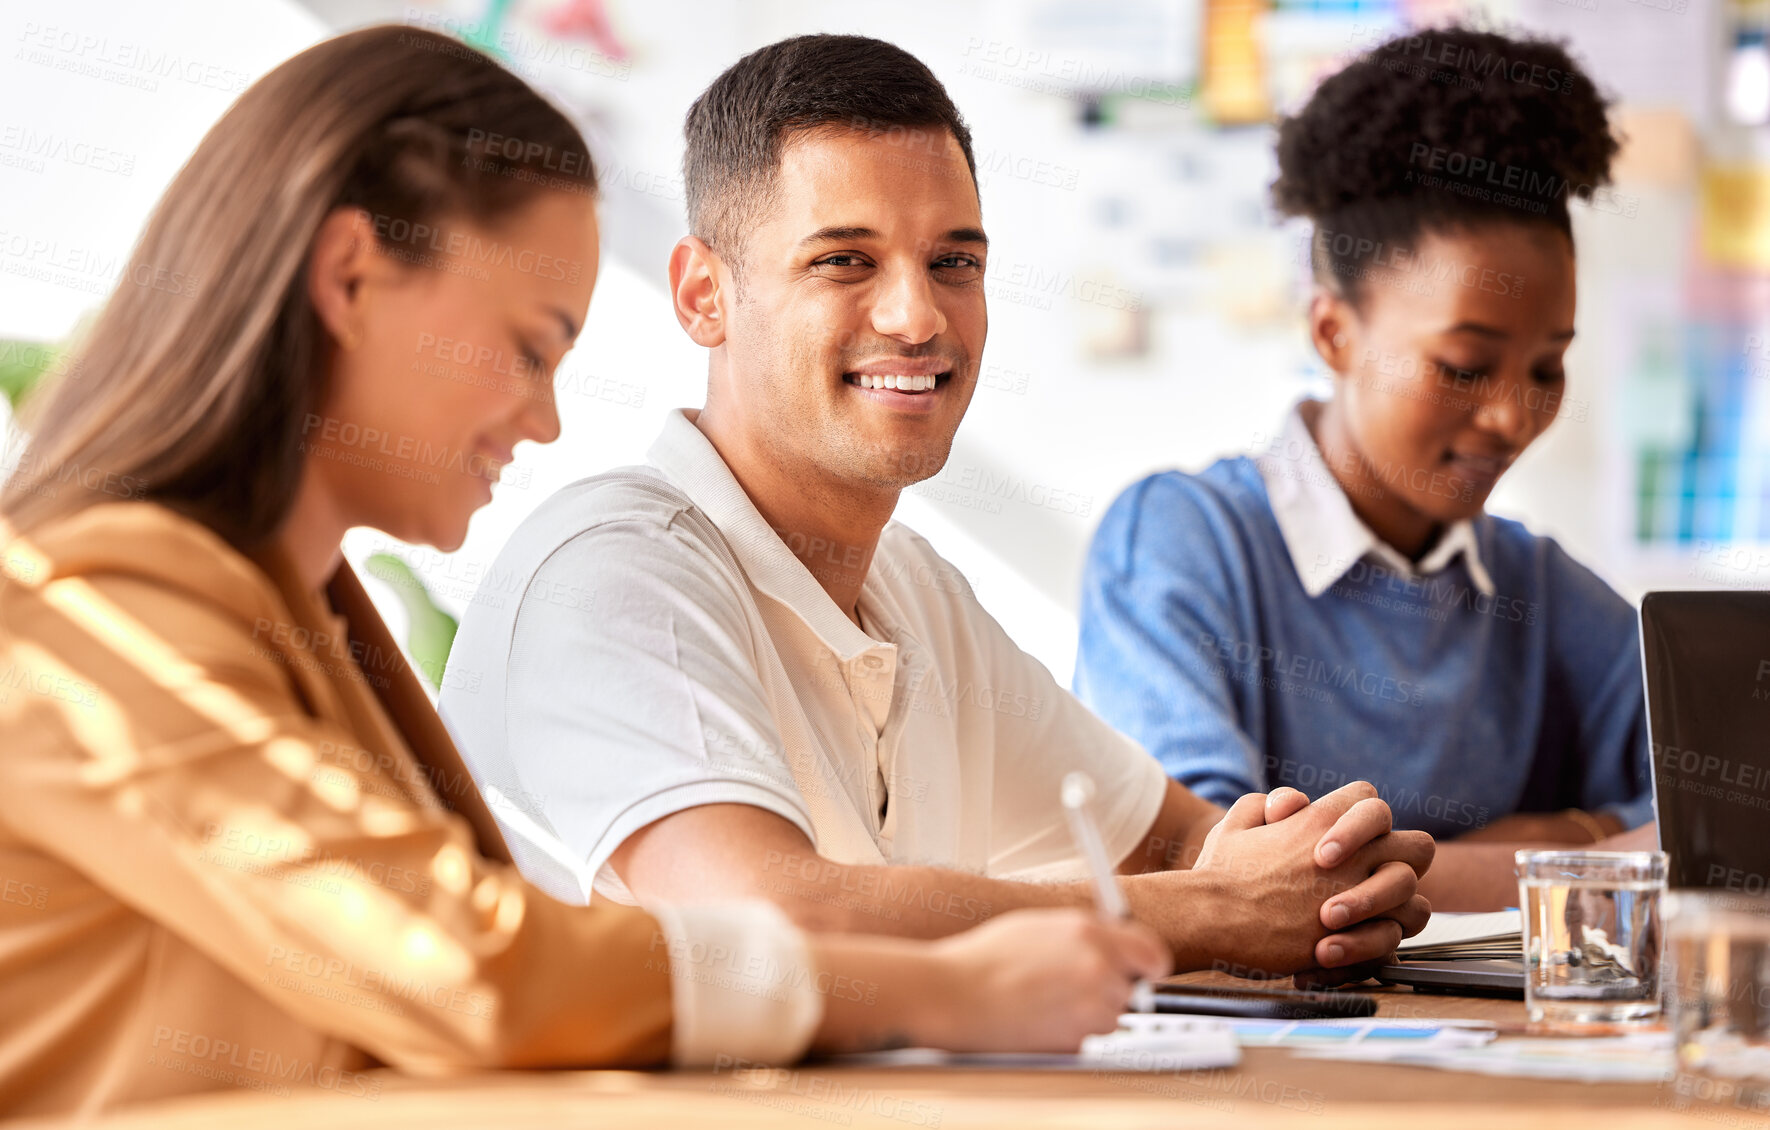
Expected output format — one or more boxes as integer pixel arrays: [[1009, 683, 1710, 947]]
[[20, 972, 1749, 1129]]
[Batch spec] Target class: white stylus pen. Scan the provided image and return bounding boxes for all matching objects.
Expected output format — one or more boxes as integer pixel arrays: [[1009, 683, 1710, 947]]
[[1061, 771, 1155, 1013]]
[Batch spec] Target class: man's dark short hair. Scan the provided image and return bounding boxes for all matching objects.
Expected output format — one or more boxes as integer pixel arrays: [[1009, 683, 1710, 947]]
[[683, 34, 977, 272]]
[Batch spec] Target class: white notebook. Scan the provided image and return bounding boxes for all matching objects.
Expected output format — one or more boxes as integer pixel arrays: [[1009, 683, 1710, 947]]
[[833, 1017, 1241, 1072], [1395, 910, 1522, 961]]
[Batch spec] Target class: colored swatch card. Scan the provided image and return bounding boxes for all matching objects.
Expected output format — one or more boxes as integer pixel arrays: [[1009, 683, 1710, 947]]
[[1211, 1016, 1497, 1048]]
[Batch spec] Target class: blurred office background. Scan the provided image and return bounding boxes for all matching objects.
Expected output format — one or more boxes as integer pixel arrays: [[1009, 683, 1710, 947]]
[[2, 0, 1767, 685]]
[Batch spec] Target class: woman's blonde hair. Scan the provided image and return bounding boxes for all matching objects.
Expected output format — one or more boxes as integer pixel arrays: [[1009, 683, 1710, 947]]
[[1, 25, 596, 547]]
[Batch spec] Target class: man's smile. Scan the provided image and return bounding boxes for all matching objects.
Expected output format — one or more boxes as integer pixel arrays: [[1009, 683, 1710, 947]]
[[842, 357, 954, 407]]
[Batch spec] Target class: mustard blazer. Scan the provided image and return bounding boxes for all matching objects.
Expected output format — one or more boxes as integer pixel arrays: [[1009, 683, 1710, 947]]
[[0, 503, 676, 1116]]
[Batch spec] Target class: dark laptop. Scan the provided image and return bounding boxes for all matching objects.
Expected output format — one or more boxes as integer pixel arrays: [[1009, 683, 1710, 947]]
[[1637, 590, 1770, 890], [1375, 957, 1524, 997]]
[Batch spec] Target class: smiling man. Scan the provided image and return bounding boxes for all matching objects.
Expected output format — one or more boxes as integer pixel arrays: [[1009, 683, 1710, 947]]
[[440, 34, 1433, 981]]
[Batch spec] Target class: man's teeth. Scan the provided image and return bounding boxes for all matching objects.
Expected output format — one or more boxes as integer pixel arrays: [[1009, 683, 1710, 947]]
[[855, 374, 938, 391]]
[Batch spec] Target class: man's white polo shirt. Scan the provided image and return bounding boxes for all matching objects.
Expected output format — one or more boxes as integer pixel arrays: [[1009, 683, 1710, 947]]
[[440, 408, 1167, 906]]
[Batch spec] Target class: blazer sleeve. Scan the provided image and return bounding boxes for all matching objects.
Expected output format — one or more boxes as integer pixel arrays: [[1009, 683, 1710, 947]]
[[0, 567, 817, 1072]]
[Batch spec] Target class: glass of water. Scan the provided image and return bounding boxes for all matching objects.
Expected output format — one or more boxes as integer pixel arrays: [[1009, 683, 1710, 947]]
[[1516, 849, 1668, 1029], [1664, 890, 1770, 1112]]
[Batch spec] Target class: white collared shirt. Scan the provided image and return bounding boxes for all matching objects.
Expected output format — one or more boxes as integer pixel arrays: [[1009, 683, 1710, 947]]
[[441, 409, 1167, 907], [1255, 400, 1495, 599]]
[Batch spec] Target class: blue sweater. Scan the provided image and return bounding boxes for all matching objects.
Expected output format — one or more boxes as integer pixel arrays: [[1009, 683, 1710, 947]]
[[1074, 457, 1656, 838]]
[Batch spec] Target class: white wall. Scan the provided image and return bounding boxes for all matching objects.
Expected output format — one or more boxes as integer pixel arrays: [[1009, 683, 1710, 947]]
[[2, 0, 1725, 689]]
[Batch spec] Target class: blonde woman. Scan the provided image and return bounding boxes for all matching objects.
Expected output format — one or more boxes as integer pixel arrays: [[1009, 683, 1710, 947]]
[[0, 26, 1166, 1117]]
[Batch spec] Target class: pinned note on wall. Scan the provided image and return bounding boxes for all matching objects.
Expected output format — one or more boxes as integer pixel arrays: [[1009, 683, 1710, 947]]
[[1701, 165, 1770, 271]]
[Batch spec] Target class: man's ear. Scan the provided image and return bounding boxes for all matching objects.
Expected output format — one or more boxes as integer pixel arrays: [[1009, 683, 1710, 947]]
[[306, 207, 378, 349], [1307, 289, 1358, 377], [670, 236, 729, 348]]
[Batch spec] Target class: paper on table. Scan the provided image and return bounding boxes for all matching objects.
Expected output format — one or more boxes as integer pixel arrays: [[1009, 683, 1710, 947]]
[[1287, 1032, 1675, 1085], [830, 1017, 1241, 1072], [1398, 910, 1521, 950], [831, 1014, 1502, 1071], [1396, 910, 1522, 960], [1087, 1017, 1242, 1070]]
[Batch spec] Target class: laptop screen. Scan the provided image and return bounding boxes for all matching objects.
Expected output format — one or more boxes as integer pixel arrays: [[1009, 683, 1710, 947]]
[[1641, 590, 1770, 891]]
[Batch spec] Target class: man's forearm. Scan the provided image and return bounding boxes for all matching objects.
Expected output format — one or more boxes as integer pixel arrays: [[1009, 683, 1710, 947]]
[[745, 850, 1091, 937], [617, 786, 1429, 978], [1119, 867, 1232, 971], [758, 851, 1239, 973]]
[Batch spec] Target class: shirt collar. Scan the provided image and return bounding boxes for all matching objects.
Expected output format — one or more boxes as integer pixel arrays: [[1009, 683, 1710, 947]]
[[646, 408, 888, 660], [1254, 400, 1494, 599]]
